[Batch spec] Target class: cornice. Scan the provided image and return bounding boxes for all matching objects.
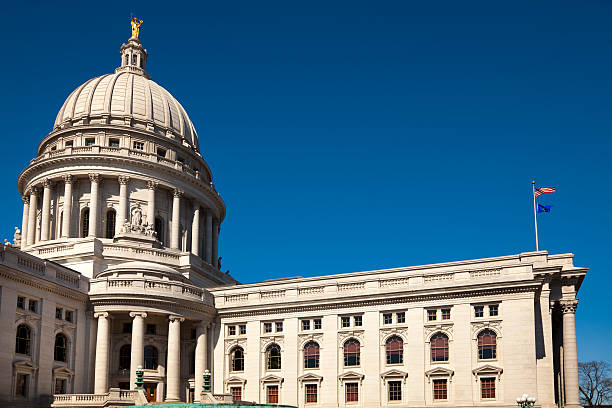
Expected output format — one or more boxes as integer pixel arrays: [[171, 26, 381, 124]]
[[0, 267, 88, 303], [90, 295, 216, 318], [218, 284, 539, 319], [18, 154, 225, 220]]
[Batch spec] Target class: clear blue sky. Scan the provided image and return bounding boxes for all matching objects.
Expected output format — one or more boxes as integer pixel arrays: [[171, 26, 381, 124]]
[[1, 1, 610, 363]]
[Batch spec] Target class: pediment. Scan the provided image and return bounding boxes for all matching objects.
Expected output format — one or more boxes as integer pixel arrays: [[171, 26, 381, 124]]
[[225, 376, 246, 385], [298, 373, 323, 382], [425, 366, 454, 378], [53, 366, 74, 376], [380, 369, 408, 379], [472, 364, 503, 375], [260, 374, 283, 384], [338, 371, 364, 381], [13, 359, 38, 371]]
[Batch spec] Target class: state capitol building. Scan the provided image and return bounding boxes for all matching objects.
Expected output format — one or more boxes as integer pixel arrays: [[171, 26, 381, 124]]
[[0, 28, 587, 408]]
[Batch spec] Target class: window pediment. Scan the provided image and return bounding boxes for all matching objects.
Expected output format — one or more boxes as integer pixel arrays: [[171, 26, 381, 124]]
[[53, 366, 74, 377], [13, 359, 38, 371], [298, 373, 323, 383], [260, 374, 283, 384], [472, 364, 503, 377], [338, 371, 364, 381], [425, 366, 454, 382], [225, 376, 246, 386], [380, 369, 408, 379]]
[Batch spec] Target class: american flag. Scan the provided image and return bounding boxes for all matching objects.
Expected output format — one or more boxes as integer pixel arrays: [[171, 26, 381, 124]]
[[535, 186, 556, 197]]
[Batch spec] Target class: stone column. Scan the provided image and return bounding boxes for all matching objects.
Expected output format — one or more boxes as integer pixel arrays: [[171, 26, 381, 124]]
[[146, 180, 157, 227], [88, 174, 100, 237], [212, 220, 219, 268], [191, 205, 200, 256], [62, 175, 73, 238], [561, 299, 580, 408], [194, 322, 208, 401], [205, 211, 213, 264], [21, 195, 29, 247], [170, 190, 183, 250], [129, 312, 147, 390], [94, 312, 110, 394], [166, 315, 184, 402], [117, 176, 130, 235], [26, 188, 39, 246], [40, 179, 52, 241]]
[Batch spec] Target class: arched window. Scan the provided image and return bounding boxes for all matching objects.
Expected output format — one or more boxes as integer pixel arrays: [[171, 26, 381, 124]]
[[132, 54, 137, 65], [386, 336, 403, 365], [106, 209, 116, 238], [477, 329, 497, 360], [266, 344, 281, 370], [343, 338, 360, 367], [119, 344, 131, 370], [431, 333, 449, 362], [15, 324, 31, 355], [155, 217, 164, 244], [304, 341, 320, 369], [124, 54, 129, 66], [81, 208, 89, 237], [54, 333, 68, 362], [144, 346, 158, 370], [230, 346, 244, 372]]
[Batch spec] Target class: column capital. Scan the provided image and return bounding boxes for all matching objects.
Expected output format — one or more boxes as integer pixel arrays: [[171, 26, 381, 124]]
[[560, 299, 579, 314], [30, 187, 40, 196], [129, 311, 148, 319], [22, 195, 30, 204], [146, 180, 159, 190], [63, 174, 74, 184], [89, 173, 100, 183], [173, 189, 184, 198], [94, 311, 110, 319], [42, 178, 53, 188], [118, 175, 130, 185], [169, 314, 185, 323]]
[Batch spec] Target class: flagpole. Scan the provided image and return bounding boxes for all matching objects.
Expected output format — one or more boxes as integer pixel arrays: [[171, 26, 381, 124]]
[[532, 180, 539, 251]]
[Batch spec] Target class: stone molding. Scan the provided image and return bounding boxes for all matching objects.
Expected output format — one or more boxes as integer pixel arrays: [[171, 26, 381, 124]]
[[224, 338, 248, 354], [424, 324, 454, 342], [0, 267, 87, 302], [173, 189, 184, 198], [42, 178, 53, 188], [560, 299, 579, 314], [470, 320, 502, 339], [118, 175, 130, 185], [379, 327, 409, 344], [298, 333, 324, 348], [260, 336, 284, 352], [62, 174, 74, 184], [146, 180, 158, 190], [88, 173, 100, 183], [338, 330, 364, 347]]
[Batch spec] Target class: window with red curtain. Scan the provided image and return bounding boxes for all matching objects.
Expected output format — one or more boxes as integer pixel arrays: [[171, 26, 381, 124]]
[[385, 336, 404, 365], [230, 387, 242, 401], [304, 341, 320, 368], [345, 383, 359, 402], [477, 330, 497, 360], [431, 333, 449, 362], [433, 379, 447, 400], [481, 378, 496, 399], [305, 384, 318, 403], [343, 339, 360, 367], [267, 385, 279, 403]]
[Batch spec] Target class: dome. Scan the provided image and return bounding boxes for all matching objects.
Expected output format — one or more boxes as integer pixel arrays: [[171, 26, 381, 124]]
[[53, 37, 200, 151]]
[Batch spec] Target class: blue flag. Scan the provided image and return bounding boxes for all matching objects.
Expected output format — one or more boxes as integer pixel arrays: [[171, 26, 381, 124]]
[[537, 204, 551, 213]]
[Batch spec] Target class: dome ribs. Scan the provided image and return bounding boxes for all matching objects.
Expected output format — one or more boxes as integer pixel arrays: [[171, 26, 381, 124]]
[[102, 73, 121, 117]]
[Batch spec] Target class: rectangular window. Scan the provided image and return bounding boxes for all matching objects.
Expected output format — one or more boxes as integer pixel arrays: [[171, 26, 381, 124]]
[[17, 296, 25, 309], [475, 305, 484, 318], [305, 384, 318, 403], [16, 373, 28, 397], [123, 323, 132, 334], [65, 140, 73, 147], [428, 309, 437, 321], [108, 138, 120, 147], [353, 316, 362, 327], [85, 138, 95, 146], [275, 321, 283, 332], [146, 324, 156, 335], [65, 310, 73, 322], [56, 307, 63, 319], [302, 320, 311, 331], [341, 316, 351, 328], [157, 148, 167, 157], [54, 378, 66, 394], [345, 382, 359, 403], [133, 141, 144, 150], [313, 318, 322, 330], [396, 312, 405, 324], [28, 299, 37, 313], [433, 379, 447, 400], [481, 377, 496, 399], [267, 385, 279, 404], [388, 381, 402, 401], [264, 322, 273, 333], [489, 304, 499, 316], [50, 145, 57, 151], [230, 386, 242, 402], [441, 308, 451, 320], [228, 325, 236, 336], [239, 324, 247, 335], [383, 313, 393, 325]]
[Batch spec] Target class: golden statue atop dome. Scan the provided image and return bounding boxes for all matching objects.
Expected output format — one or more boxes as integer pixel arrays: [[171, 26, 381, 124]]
[[130, 13, 143, 39]]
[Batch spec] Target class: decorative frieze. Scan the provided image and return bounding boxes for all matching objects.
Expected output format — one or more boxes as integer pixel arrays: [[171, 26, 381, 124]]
[[379, 277, 410, 288], [424, 273, 454, 283], [470, 268, 502, 278], [379, 326, 409, 344], [337, 282, 365, 292], [424, 323, 453, 340], [471, 320, 502, 338], [260, 290, 285, 300], [298, 286, 324, 296], [225, 294, 248, 303]]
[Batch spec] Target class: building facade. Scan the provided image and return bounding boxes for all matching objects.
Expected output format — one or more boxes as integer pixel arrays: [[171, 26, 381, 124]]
[[0, 32, 587, 408]]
